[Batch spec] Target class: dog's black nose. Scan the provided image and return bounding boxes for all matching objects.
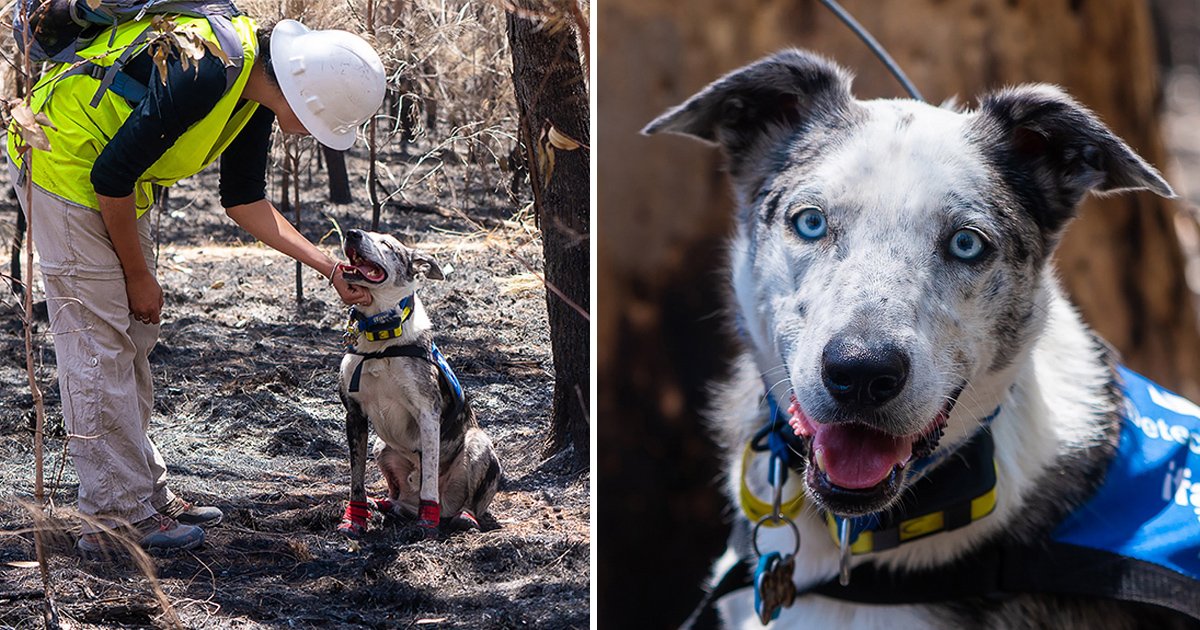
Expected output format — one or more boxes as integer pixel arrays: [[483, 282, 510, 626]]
[[821, 336, 909, 407], [346, 230, 364, 243]]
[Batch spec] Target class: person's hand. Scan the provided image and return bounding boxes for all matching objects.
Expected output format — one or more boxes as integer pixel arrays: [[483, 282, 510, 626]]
[[126, 271, 164, 325], [331, 263, 373, 307]]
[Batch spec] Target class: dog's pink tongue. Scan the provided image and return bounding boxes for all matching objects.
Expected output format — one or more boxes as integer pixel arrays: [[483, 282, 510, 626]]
[[812, 423, 913, 490]]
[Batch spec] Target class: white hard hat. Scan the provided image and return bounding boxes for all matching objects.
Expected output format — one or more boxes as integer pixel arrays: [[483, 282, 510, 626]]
[[270, 20, 386, 151]]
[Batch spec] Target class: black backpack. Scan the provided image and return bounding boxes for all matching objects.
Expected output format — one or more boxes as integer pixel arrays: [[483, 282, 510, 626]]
[[12, 0, 246, 105]]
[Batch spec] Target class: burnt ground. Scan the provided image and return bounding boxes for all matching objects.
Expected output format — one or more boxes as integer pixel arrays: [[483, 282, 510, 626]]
[[0, 146, 589, 628]]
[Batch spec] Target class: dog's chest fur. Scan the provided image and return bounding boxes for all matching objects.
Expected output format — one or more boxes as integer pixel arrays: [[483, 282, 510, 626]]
[[339, 305, 443, 451]]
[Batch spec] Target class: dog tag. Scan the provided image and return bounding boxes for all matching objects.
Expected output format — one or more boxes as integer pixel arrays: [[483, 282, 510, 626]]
[[754, 551, 797, 625], [749, 446, 802, 624], [343, 325, 360, 349]]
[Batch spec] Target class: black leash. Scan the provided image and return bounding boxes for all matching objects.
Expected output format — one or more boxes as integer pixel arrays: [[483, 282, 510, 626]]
[[818, 0, 924, 101]]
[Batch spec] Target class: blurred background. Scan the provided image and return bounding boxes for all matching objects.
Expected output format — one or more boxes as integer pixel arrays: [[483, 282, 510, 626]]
[[598, 0, 1200, 627]]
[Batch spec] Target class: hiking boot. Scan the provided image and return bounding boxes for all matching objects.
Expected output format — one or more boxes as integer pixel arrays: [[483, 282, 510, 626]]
[[158, 497, 223, 527], [135, 514, 205, 550], [77, 514, 204, 556]]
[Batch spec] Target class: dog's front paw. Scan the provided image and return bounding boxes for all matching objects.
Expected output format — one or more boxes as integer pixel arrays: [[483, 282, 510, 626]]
[[337, 520, 366, 538], [338, 500, 372, 538], [368, 496, 399, 517], [417, 500, 441, 537]]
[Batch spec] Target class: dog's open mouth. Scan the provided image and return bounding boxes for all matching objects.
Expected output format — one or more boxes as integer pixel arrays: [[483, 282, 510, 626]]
[[341, 245, 387, 284], [788, 390, 958, 516]]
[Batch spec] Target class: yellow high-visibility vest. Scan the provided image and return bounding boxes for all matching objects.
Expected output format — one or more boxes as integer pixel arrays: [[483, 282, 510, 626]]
[[7, 14, 260, 215]]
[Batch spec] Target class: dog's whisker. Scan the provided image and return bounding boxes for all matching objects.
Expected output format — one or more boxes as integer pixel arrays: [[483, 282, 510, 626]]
[[761, 375, 795, 416], [758, 364, 790, 383]]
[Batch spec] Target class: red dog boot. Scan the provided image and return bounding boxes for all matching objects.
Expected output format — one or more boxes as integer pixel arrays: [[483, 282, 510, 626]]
[[417, 500, 441, 537], [337, 500, 372, 538], [448, 510, 480, 532], [369, 497, 398, 516]]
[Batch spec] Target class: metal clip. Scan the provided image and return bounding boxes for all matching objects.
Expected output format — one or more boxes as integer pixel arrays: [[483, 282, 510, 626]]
[[771, 453, 785, 519], [838, 518, 852, 586], [342, 308, 360, 350], [753, 454, 802, 555], [754, 457, 800, 542]]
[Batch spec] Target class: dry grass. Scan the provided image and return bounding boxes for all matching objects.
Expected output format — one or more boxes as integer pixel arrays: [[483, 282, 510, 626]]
[[5, 502, 185, 628], [0, 208, 585, 627], [0, 0, 543, 624]]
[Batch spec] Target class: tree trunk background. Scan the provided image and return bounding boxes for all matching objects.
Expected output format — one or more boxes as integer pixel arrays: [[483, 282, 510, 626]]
[[598, 0, 1200, 627], [323, 146, 352, 205], [10, 200, 24, 297], [508, 10, 591, 466]]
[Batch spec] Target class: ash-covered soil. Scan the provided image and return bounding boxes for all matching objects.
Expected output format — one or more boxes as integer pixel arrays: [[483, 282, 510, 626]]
[[0, 149, 588, 628]]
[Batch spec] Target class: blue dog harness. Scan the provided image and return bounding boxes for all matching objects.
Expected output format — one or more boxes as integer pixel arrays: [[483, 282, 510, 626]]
[[1052, 366, 1200, 584], [343, 297, 466, 419], [686, 366, 1200, 627]]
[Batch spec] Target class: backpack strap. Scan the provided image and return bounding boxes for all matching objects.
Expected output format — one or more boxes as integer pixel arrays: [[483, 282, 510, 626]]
[[203, 13, 246, 97], [38, 11, 246, 108], [88, 24, 155, 106], [50, 59, 149, 104], [87, 13, 247, 107]]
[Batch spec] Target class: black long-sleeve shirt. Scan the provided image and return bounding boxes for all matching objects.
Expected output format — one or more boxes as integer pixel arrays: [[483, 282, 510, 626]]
[[89, 47, 274, 208]]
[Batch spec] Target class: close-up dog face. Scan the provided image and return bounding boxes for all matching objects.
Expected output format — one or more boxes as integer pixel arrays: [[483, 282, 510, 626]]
[[341, 229, 445, 307], [646, 51, 1172, 516]]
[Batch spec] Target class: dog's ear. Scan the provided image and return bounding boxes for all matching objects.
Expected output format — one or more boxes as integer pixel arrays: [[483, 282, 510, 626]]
[[974, 84, 1174, 232], [642, 49, 854, 170], [409, 250, 445, 281]]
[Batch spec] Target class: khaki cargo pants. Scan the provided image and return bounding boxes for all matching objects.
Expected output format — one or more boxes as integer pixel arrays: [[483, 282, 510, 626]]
[[9, 161, 176, 533]]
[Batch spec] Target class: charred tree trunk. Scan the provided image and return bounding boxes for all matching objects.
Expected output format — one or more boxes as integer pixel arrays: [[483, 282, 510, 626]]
[[9, 70, 26, 297], [599, 0, 1200, 626], [292, 156, 302, 305], [10, 195, 24, 298], [323, 146, 352, 204], [507, 8, 590, 468], [394, 82, 417, 153], [279, 154, 303, 304]]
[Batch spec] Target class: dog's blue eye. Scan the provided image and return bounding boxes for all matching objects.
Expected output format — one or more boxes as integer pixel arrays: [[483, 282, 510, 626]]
[[792, 207, 828, 240], [948, 228, 987, 261]]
